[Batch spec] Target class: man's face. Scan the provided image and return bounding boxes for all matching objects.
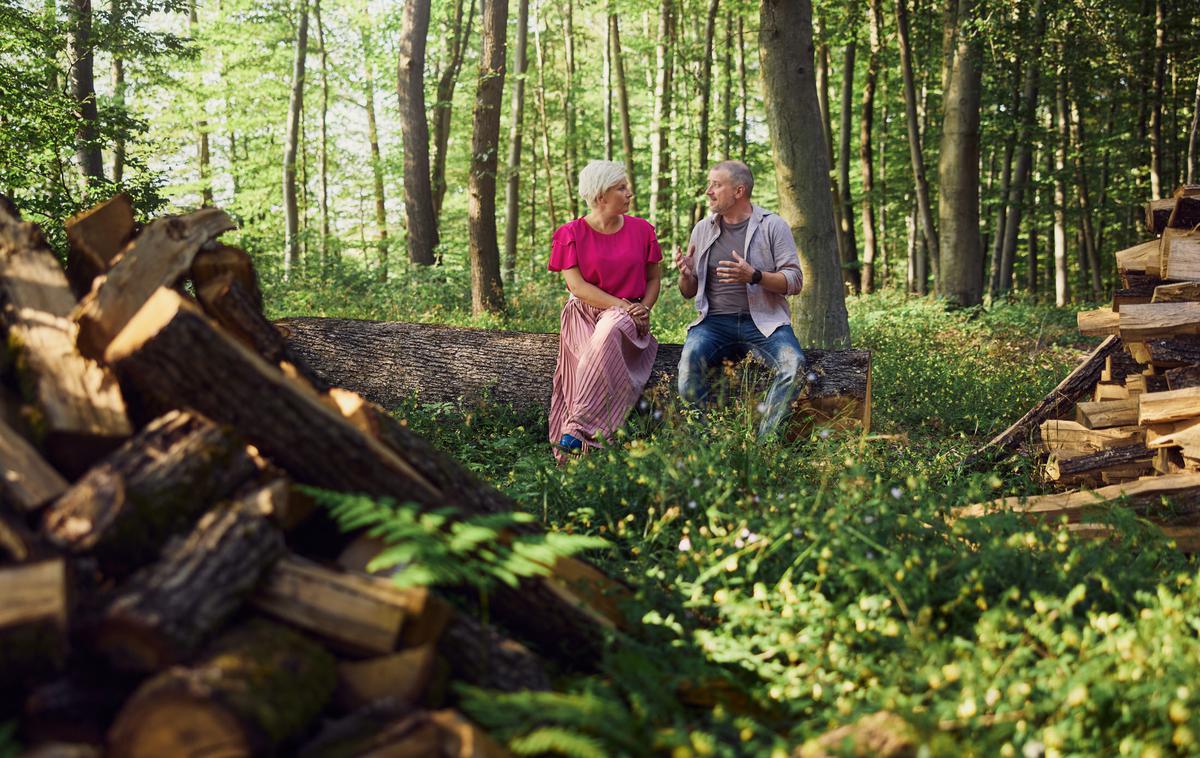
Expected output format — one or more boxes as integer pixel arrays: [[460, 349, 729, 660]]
[[705, 169, 739, 214]]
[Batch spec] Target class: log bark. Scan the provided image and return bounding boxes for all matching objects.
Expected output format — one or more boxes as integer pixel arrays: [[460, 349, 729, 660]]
[[437, 612, 550, 692], [277, 318, 871, 428], [298, 705, 507, 758], [74, 208, 236, 361], [955, 472, 1200, 522], [107, 618, 336, 758], [1166, 364, 1200, 390], [64, 195, 136, 300], [1141, 337, 1200, 367], [1046, 444, 1153, 484], [0, 198, 130, 477], [467, 0, 508, 314], [0, 416, 68, 512], [964, 336, 1127, 466], [0, 559, 68, 686], [396, 0, 439, 266], [42, 410, 259, 575], [95, 487, 286, 672]]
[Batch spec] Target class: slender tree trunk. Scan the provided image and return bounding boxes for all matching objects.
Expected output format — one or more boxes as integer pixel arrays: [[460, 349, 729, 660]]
[[759, 0, 850, 348], [936, 0, 983, 307], [1069, 96, 1102, 298], [610, 13, 637, 210], [315, 0, 331, 265], [363, 43, 389, 280], [282, 0, 309, 281], [188, 1, 213, 206], [896, 0, 936, 292], [1026, 177, 1039, 297], [816, 29, 849, 273], [879, 80, 890, 287], [1053, 69, 1068, 306], [858, 0, 882, 294], [1149, 0, 1165, 199], [468, 0, 509, 314], [603, 14, 613, 161], [650, 0, 674, 234], [692, 0, 719, 223], [1187, 69, 1200, 184], [431, 0, 477, 217], [987, 67, 1020, 298], [69, 0, 105, 190], [1096, 99, 1115, 259], [998, 0, 1044, 295], [838, 20, 860, 294], [737, 16, 748, 161], [561, 0, 578, 217], [111, 0, 125, 183], [722, 11, 734, 157], [533, 0, 559, 225], [396, 0, 439, 266], [503, 0, 530, 285]]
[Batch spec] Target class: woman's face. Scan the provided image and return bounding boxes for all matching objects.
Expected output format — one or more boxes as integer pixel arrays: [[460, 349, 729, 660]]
[[597, 179, 633, 214]]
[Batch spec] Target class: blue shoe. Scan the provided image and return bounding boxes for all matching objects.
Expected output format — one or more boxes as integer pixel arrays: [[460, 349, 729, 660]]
[[556, 433, 584, 453]]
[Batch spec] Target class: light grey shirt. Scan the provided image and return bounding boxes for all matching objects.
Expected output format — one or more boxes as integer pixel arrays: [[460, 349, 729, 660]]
[[705, 217, 751, 315], [686, 205, 804, 337]]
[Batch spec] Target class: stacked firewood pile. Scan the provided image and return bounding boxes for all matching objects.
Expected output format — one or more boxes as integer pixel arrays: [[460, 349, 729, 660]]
[[960, 185, 1200, 548], [0, 194, 627, 757]]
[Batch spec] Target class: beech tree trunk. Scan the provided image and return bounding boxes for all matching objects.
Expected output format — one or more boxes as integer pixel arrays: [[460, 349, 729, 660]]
[[111, 0, 125, 183], [858, 0, 882, 294], [1149, 0, 1166, 200], [1069, 96, 1103, 299], [431, 0, 476, 218], [986, 72, 1018, 299], [837, 20, 860, 294], [467, 0, 508, 314], [532, 0, 559, 227], [758, 0, 851, 348], [68, 0, 105, 189], [282, 0, 308, 281], [816, 25, 850, 282], [610, 14, 637, 210], [363, 43, 389, 281], [1053, 69, 1069, 306], [315, 0, 331, 264], [649, 0, 674, 235], [560, 0, 578, 218], [397, 0, 439, 266], [693, 0, 720, 224], [936, 0, 983, 307], [503, 0, 530, 285], [1187, 69, 1199, 184]]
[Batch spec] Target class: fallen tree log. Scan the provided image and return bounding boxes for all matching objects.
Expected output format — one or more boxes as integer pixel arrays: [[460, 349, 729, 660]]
[[954, 472, 1200, 521], [277, 317, 872, 431]]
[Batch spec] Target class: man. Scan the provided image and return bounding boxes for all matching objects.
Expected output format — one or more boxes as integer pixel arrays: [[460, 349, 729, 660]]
[[674, 160, 807, 439]]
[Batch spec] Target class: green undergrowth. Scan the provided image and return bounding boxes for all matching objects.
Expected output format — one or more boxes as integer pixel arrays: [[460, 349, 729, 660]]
[[339, 292, 1200, 756]]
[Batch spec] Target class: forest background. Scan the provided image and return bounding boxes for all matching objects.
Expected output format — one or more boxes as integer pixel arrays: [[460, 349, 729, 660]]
[[5, 0, 1200, 754]]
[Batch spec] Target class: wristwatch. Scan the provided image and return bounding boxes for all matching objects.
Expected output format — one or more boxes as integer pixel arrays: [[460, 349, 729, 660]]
[[750, 268, 763, 285]]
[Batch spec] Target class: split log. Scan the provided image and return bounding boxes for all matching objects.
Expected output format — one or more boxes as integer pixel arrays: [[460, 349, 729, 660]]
[[1166, 364, 1200, 389], [1078, 308, 1120, 336], [1153, 281, 1200, 303], [107, 619, 336, 758], [1039, 420, 1143, 458], [1075, 398, 1140, 429], [42, 410, 259, 574], [1119, 302, 1200, 341], [0, 558, 68, 684], [964, 336, 1126, 465], [105, 289, 615, 667], [251, 554, 452, 656], [74, 208, 236, 361], [95, 487, 286, 672], [0, 197, 130, 477], [1163, 230, 1200, 281], [1167, 195, 1200, 230], [1116, 239, 1161, 274], [1045, 444, 1154, 485], [1146, 198, 1176, 235], [276, 317, 872, 430], [64, 195, 136, 299], [1139, 386, 1200, 425], [298, 708, 508, 758], [954, 473, 1200, 521], [1069, 523, 1200, 553], [1137, 337, 1200, 367], [0, 415, 67, 511], [334, 644, 439, 712]]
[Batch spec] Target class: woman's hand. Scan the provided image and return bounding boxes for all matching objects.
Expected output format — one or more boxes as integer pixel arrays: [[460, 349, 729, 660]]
[[623, 300, 651, 337]]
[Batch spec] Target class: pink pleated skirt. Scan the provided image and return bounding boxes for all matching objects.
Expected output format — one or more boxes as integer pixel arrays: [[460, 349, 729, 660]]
[[549, 297, 658, 460]]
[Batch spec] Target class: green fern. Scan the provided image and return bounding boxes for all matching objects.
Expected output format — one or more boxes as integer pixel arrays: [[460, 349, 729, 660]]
[[305, 488, 609, 592], [510, 727, 611, 758]]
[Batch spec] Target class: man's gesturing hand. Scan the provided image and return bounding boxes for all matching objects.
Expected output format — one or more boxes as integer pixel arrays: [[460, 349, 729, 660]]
[[673, 244, 697, 279], [716, 250, 756, 284]]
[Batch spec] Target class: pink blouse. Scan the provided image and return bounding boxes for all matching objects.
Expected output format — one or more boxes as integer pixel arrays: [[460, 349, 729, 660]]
[[548, 216, 663, 300]]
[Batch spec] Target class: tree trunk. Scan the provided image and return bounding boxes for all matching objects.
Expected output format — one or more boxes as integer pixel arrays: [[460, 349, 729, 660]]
[[532, 0, 559, 226], [1149, 0, 1165, 200], [397, 0, 439, 266], [363, 43, 389, 281], [610, 14, 637, 211], [1070, 95, 1103, 299], [315, 0, 331, 265], [603, 13, 613, 160], [468, 0, 508, 314], [737, 16, 748, 161], [858, 0, 882, 294], [838, 20, 860, 294], [279, 318, 869, 421], [1053, 69, 1069, 306], [282, 0, 308, 282], [722, 10, 734, 157], [503, 0, 529, 285], [986, 73, 1018, 299], [649, 0, 674, 234], [998, 0, 1044, 295], [692, 0, 720, 223], [1187, 69, 1199, 184], [68, 0, 105, 189], [431, 0, 476, 218], [759, 0, 851, 348], [190, 0, 213, 206], [815, 27, 849, 274], [111, 0, 125, 184], [560, 0, 578, 218], [936, 0, 983, 307]]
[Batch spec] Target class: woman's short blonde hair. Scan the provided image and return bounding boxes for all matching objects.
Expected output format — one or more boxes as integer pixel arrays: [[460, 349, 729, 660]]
[[578, 160, 628, 208]]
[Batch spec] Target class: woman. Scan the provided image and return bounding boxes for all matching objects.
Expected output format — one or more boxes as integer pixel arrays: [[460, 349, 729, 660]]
[[548, 160, 663, 458]]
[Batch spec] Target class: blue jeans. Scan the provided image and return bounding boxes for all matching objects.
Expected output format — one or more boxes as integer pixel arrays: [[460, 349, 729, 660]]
[[678, 314, 807, 439]]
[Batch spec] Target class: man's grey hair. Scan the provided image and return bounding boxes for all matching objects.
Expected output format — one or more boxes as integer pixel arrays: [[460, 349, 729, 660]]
[[578, 160, 629, 207], [712, 160, 754, 197]]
